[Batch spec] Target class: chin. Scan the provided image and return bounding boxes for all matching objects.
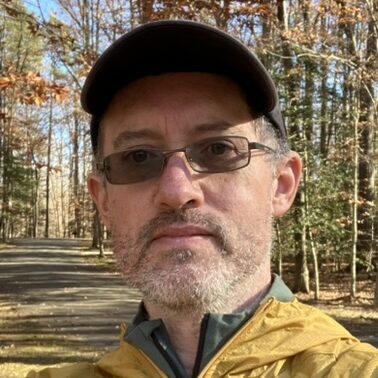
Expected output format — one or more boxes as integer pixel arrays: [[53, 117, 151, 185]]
[[126, 261, 239, 314]]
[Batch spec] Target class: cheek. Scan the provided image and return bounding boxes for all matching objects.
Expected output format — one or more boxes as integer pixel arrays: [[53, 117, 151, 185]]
[[106, 188, 149, 234], [204, 168, 274, 218]]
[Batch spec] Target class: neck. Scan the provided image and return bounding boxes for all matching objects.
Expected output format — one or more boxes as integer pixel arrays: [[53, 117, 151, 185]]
[[144, 272, 271, 376], [147, 308, 203, 375]]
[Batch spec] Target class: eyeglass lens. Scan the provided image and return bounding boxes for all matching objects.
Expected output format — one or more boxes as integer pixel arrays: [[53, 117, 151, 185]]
[[103, 136, 264, 185]]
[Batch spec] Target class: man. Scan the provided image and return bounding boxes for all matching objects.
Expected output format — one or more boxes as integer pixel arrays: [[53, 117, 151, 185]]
[[28, 20, 377, 378]]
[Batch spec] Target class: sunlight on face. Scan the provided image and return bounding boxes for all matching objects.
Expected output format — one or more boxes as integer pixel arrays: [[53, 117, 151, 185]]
[[102, 73, 275, 314]]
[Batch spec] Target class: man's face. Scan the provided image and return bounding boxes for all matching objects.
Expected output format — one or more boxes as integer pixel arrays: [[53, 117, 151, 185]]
[[89, 73, 299, 314]]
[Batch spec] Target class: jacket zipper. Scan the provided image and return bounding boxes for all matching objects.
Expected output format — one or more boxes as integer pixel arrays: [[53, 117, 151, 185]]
[[196, 299, 274, 378], [151, 331, 188, 378]]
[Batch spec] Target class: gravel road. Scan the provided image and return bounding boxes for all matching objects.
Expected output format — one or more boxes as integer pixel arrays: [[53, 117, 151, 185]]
[[0, 238, 141, 370]]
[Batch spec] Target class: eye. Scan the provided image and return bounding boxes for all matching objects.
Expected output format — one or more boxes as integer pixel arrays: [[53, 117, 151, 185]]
[[122, 149, 159, 164], [131, 150, 149, 163], [203, 139, 237, 157], [209, 142, 232, 155]]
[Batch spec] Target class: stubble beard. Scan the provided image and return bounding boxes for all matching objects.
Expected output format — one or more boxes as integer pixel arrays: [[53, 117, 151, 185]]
[[111, 209, 272, 315]]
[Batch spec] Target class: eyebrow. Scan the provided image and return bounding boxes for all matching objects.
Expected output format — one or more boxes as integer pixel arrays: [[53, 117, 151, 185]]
[[192, 121, 234, 134], [113, 129, 162, 149], [112, 121, 236, 149]]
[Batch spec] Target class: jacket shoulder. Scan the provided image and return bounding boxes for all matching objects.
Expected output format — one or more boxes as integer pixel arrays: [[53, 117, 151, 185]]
[[202, 299, 378, 378], [293, 338, 378, 377], [25, 362, 107, 378]]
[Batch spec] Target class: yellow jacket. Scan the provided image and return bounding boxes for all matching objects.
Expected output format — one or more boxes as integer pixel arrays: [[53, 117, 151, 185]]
[[26, 299, 378, 377]]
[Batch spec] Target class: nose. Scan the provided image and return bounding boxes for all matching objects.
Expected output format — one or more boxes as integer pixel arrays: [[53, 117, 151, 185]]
[[153, 152, 205, 211]]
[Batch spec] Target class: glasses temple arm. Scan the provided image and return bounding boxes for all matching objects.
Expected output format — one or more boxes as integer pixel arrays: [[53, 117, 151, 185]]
[[248, 142, 276, 153]]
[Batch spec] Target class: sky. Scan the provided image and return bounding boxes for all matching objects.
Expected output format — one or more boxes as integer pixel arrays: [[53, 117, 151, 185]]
[[25, 0, 60, 21]]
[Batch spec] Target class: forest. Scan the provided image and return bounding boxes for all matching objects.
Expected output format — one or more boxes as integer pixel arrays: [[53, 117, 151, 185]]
[[0, 0, 376, 303]]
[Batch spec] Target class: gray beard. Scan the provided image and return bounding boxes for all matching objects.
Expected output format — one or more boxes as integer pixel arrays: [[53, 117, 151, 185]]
[[111, 208, 272, 315]]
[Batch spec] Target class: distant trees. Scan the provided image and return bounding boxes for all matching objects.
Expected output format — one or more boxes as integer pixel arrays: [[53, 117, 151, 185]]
[[0, 0, 64, 240], [0, 0, 376, 303]]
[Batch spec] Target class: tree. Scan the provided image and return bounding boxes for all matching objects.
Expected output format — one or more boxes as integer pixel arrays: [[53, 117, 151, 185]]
[[0, 0, 375, 304]]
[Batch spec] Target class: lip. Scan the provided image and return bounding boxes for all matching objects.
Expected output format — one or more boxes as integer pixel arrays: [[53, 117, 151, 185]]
[[152, 225, 213, 242]]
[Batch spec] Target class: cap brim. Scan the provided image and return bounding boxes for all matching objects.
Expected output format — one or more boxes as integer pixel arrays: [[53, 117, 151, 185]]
[[81, 20, 278, 118]]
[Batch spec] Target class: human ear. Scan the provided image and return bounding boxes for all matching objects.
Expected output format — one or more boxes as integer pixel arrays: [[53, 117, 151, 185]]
[[272, 152, 302, 217], [87, 173, 111, 228]]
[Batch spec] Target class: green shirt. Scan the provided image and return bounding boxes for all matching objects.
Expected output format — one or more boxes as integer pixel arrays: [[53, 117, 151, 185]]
[[124, 274, 294, 378]]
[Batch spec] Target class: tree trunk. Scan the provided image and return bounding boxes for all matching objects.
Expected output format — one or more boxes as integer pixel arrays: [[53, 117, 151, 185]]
[[32, 168, 39, 238], [44, 92, 53, 238], [294, 239, 310, 293], [1, 98, 13, 242], [91, 206, 103, 258], [319, 12, 329, 159], [294, 189, 310, 293], [91, 208, 99, 249], [309, 228, 319, 299], [275, 221, 283, 277], [351, 115, 359, 299], [97, 210, 104, 258], [73, 110, 80, 238], [357, 6, 376, 269], [277, 0, 308, 293]]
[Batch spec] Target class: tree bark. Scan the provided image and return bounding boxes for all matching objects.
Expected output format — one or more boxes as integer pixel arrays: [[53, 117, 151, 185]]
[[275, 221, 283, 277], [277, 0, 309, 293], [73, 110, 80, 238], [356, 5, 376, 269], [351, 114, 359, 300], [44, 91, 53, 238]]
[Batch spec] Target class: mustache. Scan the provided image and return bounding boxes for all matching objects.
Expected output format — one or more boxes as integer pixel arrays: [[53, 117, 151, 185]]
[[137, 209, 229, 255]]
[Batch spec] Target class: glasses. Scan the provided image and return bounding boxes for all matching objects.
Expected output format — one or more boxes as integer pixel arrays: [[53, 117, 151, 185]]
[[97, 136, 275, 185]]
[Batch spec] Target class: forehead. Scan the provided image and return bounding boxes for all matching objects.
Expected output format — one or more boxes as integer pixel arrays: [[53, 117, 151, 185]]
[[100, 73, 254, 151]]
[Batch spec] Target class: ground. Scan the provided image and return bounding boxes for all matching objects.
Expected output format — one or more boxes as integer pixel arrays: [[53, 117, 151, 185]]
[[0, 239, 140, 378], [0, 239, 377, 378]]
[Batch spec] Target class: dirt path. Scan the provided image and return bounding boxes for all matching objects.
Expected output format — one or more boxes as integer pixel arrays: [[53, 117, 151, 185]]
[[0, 239, 141, 377]]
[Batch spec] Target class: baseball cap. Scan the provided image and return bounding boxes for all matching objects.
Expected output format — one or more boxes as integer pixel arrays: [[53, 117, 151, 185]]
[[81, 20, 286, 153]]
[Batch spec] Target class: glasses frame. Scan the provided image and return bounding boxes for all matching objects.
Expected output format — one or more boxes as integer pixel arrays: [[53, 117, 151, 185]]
[[97, 136, 276, 185]]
